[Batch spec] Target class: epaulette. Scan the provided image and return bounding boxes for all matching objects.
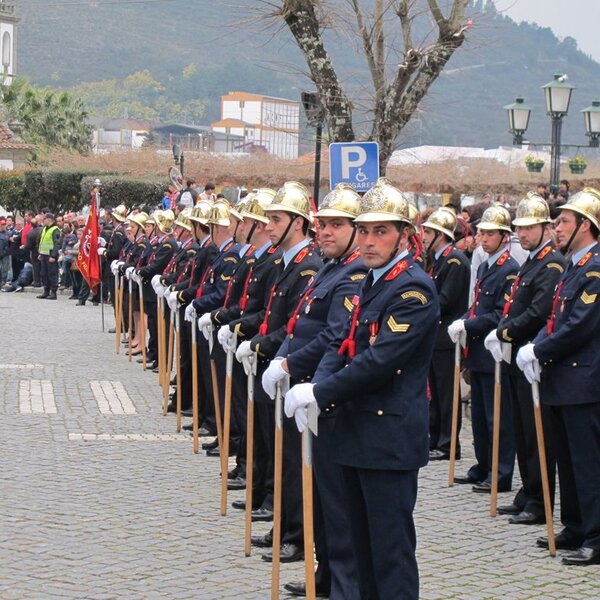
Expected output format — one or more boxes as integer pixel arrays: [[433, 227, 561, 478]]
[[343, 249, 361, 265], [496, 251, 510, 266], [577, 251, 593, 266], [268, 246, 277, 254], [384, 260, 409, 281], [294, 247, 310, 263], [442, 245, 453, 258], [537, 245, 552, 260]]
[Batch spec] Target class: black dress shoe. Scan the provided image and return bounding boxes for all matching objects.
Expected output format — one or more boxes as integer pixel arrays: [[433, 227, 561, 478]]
[[262, 543, 303, 563], [284, 582, 329, 598], [498, 503, 522, 515], [228, 466, 240, 479], [202, 439, 218, 451], [181, 409, 194, 417], [537, 530, 583, 551], [227, 476, 246, 490], [251, 532, 273, 548], [429, 449, 450, 461], [509, 511, 545, 525], [36, 292, 49, 299], [131, 350, 142, 357], [166, 404, 177, 414], [562, 547, 600, 566], [68, 295, 77, 300], [206, 447, 221, 457], [76, 301, 86, 306], [146, 361, 159, 370], [454, 474, 482, 485], [232, 500, 246, 511], [108, 327, 116, 334], [252, 507, 274, 522], [472, 482, 492, 493], [152, 367, 160, 374], [46, 292, 57, 300]]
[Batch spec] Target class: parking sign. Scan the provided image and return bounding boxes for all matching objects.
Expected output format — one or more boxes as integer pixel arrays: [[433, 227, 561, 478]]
[[329, 142, 380, 192]]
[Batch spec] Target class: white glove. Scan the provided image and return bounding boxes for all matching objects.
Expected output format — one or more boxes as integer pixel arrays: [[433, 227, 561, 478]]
[[110, 260, 118, 275], [218, 325, 235, 353], [198, 313, 212, 340], [284, 383, 318, 433], [448, 319, 466, 344], [155, 284, 165, 297], [184, 303, 196, 322], [97, 247, 106, 256], [236, 340, 255, 374], [167, 290, 179, 311], [132, 270, 142, 285], [484, 330, 503, 363], [125, 266, 134, 280], [151, 274, 162, 291], [262, 358, 288, 400], [516, 343, 541, 384], [97, 236, 107, 248], [116, 261, 125, 274]]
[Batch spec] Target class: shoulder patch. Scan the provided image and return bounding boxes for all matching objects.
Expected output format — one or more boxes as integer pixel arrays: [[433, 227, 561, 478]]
[[274, 259, 282, 265], [350, 273, 366, 281], [343, 297, 354, 312], [401, 290, 427, 305], [546, 262, 564, 273], [585, 271, 600, 278], [187, 249, 196, 255], [506, 274, 518, 281], [503, 293, 510, 302], [501, 328, 513, 342], [224, 257, 237, 263], [580, 291, 597, 305], [447, 258, 461, 265], [220, 274, 232, 281], [300, 269, 317, 278], [387, 316, 411, 333]]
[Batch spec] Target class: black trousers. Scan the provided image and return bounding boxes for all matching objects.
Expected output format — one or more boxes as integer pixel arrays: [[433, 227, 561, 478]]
[[39, 255, 58, 293], [196, 335, 216, 433], [429, 348, 461, 456], [342, 466, 419, 600], [508, 373, 556, 515], [253, 399, 274, 511], [547, 402, 600, 549], [313, 418, 360, 600], [468, 370, 515, 491], [31, 251, 41, 286]]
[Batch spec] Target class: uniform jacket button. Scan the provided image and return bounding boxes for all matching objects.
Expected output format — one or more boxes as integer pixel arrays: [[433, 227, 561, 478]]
[[396, 369, 402, 375], [377, 409, 383, 416]]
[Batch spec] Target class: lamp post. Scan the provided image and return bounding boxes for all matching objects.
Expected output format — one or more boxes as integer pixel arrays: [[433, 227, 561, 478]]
[[582, 100, 600, 148], [301, 91, 325, 207], [543, 73, 575, 193], [172, 144, 184, 177], [504, 97, 532, 146]]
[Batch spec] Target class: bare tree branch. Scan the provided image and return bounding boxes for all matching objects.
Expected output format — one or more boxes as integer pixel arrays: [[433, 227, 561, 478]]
[[396, 0, 413, 52]]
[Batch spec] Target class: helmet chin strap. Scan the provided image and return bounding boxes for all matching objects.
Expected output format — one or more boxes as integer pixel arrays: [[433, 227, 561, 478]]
[[273, 214, 296, 248], [245, 221, 258, 245], [534, 224, 546, 251], [232, 220, 241, 242], [561, 216, 583, 257], [388, 227, 405, 264], [489, 231, 508, 256], [336, 224, 357, 260], [425, 231, 441, 261]]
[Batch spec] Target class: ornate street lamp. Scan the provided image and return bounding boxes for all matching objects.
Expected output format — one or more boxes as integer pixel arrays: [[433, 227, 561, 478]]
[[581, 100, 600, 148], [504, 97, 532, 145], [542, 73, 575, 192]]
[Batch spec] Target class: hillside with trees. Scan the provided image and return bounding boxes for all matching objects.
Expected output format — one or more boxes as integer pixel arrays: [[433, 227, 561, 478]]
[[15, 0, 600, 150]]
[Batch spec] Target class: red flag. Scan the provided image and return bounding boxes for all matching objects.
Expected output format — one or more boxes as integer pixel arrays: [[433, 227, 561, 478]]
[[76, 189, 101, 293]]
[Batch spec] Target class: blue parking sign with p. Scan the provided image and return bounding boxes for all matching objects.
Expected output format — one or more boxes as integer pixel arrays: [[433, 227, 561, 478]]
[[329, 142, 380, 192]]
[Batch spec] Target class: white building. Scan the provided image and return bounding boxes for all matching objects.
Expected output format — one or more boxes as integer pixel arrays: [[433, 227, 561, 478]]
[[211, 91, 300, 159], [0, 2, 17, 85]]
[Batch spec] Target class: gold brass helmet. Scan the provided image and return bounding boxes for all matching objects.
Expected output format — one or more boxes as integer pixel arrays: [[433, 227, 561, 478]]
[[208, 200, 234, 227], [477, 204, 512, 233], [266, 181, 312, 220], [407, 203, 420, 230], [241, 188, 277, 224], [127, 211, 149, 230], [315, 183, 361, 219], [155, 209, 175, 234], [189, 201, 212, 226], [423, 207, 457, 241], [354, 178, 411, 225], [230, 194, 251, 222], [174, 207, 193, 232], [146, 210, 160, 227], [112, 204, 129, 223], [559, 187, 600, 231], [512, 192, 552, 227]]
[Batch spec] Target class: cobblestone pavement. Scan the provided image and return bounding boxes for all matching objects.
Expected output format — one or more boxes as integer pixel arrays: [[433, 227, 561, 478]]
[[1, 290, 598, 599]]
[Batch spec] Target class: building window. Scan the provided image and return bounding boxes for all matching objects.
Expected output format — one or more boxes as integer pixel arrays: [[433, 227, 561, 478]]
[[2, 32, 11, 69]]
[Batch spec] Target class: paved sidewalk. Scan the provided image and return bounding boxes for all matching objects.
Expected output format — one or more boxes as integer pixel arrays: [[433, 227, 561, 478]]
[[0, 291, 598, 599]]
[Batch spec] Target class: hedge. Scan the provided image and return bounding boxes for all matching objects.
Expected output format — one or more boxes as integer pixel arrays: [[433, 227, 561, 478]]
[[0, 172, 27, 213], [80, 176, 165, 211]]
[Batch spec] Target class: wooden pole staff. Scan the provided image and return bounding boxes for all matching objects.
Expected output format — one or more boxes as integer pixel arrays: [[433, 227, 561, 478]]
[[271, 382, 284, 600], [490, 359, 502, 517], [244, 354, 256, 556], [128, 277, 133, 363], [302, 402, 318, 600], [175, 308, 182, 433], [448, 341, 462, 487], [532, 380, 556, 557], [162, 308, 175, 415], [157, 295, 164, 387], [191, 313, 199, 454], [115, 273, 121, 354], [220, 332, 237, 516], [139, 282, 147, 370], [209, 327, 223, 453]]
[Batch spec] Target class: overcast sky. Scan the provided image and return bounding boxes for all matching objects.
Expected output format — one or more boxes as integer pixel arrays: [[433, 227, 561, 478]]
[[495, 0, 600, 62]]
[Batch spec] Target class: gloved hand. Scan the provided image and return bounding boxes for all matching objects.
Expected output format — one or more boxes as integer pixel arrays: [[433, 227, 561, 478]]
[[97, 247, 106, 256], [218, 326, 235, 353], [151, 274, 162, 291], [516, 343, 541, 384], [198, 313, 212, 340], [235, 340, 255, 374], [167, 291, 179, 311], [97, 236, 107, 248], [132, 270, 142, 285], [184, 303, 196, 322], [116, 261, 125, 275], [262, 358, 289, 400], [448, 319, 466, 345], [125, 266, 135, 280], [284, 383, 318, 433], [110, 260, 118, 275], [155, 284, 166, 298], [484, 330, 503, 363]]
